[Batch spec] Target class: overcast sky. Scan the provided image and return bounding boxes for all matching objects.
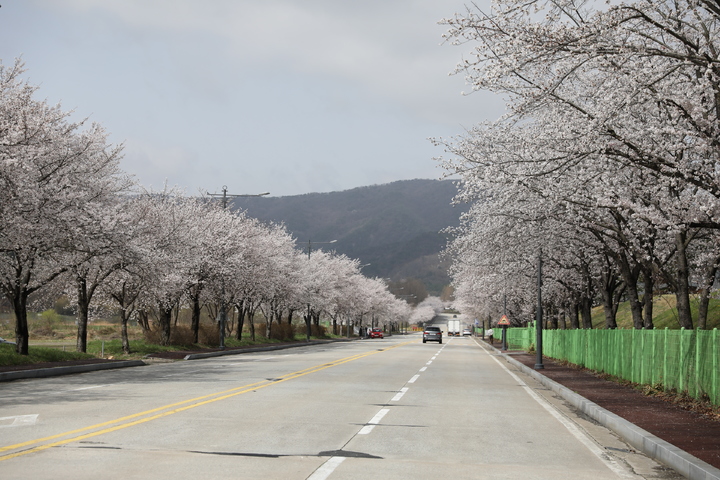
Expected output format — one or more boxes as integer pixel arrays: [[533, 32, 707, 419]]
[[0, 0, 503, 197]]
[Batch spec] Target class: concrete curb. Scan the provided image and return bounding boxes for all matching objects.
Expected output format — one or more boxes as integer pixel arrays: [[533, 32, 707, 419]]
[[182, 338, 354, 360], [491, 346, 720, 480], [0, 360, 146, 382], [0, 338, 358, 381]]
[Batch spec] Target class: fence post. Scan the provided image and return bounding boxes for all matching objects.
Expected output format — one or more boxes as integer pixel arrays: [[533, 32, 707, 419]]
[[679, 328, 686, 393], [714, 329, 718, 405], [663, 328, 668, 392], [695, 329, 701, 399], [631, 327, 636, 383]]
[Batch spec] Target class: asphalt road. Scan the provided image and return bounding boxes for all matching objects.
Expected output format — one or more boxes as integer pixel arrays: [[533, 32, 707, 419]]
[[0, 334, 681, 479]]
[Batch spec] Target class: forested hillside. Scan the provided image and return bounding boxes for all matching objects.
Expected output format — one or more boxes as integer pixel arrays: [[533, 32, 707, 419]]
[[231, 179, 468, 295]]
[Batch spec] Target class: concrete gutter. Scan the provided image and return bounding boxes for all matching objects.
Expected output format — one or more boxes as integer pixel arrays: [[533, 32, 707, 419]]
[[0, 360, 146, 382], [494, 347, 720, 480]]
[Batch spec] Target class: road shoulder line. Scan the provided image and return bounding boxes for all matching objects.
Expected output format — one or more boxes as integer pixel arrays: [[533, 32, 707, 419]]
[[476, 339, 720, 480]]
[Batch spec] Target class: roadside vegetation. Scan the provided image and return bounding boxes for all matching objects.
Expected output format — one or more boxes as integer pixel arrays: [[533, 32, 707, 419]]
[[0, 310, 340, 367], [589, 295, 720, 330]]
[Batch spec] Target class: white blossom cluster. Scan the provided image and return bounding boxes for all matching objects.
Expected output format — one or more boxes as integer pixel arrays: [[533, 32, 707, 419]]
[[437, 0, 720, 329], [0, 60, 411, 355]]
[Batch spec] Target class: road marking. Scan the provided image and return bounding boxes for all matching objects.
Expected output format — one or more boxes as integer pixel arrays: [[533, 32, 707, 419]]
[[487, 351, 635, 479], [0, 340, 416, 462], [419, 367, 427, 372], [359, 408, 389, 435], [368, 409, 389, 424], [426, 361, 432, 365], [0, 415, 38, 428], [408, 375, 420, 383], [391, 387, 408, 402], [71, 385, 110, 391], [431, 356, 437, 360], [308, 456, 346, 480]]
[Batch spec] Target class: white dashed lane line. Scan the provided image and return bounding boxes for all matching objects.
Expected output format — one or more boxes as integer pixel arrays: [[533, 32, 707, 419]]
[[391, 387, 408, 402], [307, 456, 346, 480], [358, 408, 390, 435]]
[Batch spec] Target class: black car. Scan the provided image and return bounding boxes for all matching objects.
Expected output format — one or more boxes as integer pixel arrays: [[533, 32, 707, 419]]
[[423, 326, 442, 344]]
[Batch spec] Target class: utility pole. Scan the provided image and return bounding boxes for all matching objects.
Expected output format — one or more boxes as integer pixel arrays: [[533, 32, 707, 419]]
[[207, 186, 269, 349]]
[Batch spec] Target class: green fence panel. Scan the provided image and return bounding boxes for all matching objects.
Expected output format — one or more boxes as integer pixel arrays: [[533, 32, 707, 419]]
[[502, 326, 720, 406]]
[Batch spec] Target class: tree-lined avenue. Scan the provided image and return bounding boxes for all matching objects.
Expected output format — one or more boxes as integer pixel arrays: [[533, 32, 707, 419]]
[[0, 337, 678, 479]]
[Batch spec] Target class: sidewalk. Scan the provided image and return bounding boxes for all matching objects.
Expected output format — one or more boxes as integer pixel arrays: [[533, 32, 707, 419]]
[[480, 338, 720, 480]]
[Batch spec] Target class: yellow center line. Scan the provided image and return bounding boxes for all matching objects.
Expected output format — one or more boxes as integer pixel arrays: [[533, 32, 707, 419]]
[[0, 340, 414, 462]]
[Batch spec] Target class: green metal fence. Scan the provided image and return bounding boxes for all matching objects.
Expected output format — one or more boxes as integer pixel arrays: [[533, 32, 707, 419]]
[[504, 327, 720, 406]]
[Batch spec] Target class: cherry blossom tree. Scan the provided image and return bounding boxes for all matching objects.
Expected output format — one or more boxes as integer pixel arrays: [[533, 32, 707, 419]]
[[438, 0, 720, 329], [0, 60, 129, 354]]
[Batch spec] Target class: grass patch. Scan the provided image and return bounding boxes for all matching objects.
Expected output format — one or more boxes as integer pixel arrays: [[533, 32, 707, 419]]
[[85, 339, 181, 360], [0, 343, 94, 366], [591, 294, 720, 329]]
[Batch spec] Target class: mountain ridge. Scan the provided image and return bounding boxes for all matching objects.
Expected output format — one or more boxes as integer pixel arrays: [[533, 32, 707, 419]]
[[231, 178, 467, 295]]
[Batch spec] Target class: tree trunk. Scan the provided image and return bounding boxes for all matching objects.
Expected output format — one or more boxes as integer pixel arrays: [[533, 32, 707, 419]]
[[137, 310, 150, 332], [617, 253, 644, 329], [569, 302, 580, 329], [697, 256, 720, 329], [674, 231, 694, 329], [235, 300, 247, 340], [158, 305, 173, 346], [698, 288, 711, 330], [600, 282, 618, 330], [304, 306, 312, 341], [76, 276, 90, 353], [120, 307, 131, 354], [190, 290, 201, 343], [580, 295, 593, 329], [642, 267, 654, 329], [12, 291, 30, 355], [559, 307, 567, 330], [249, 310, 256, 342]]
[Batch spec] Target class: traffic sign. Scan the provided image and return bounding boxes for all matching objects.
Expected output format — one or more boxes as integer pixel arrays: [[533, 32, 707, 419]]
[[497, 314, 511, 326]]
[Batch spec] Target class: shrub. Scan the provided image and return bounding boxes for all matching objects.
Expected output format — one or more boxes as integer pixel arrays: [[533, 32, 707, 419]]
[[270, 323, 294, 341], [169, 325, 196, 346], [293, 324, 327, 338], [92, 326, 117, 338], [143, 328, 162, 345], [199, 324, 219, 346], [31, 309, 63, 337]]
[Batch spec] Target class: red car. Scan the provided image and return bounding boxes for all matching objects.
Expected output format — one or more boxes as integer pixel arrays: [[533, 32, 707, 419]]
[[369, 328, 384, 339]]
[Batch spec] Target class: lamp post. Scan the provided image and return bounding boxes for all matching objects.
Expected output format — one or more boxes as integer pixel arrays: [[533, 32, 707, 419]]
[[307, 239, 337, 258], [208, 186, 269, 349], [535, 250, 544, 370]]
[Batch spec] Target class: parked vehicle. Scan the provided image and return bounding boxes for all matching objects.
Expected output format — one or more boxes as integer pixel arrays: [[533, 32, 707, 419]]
[[370, 328, 384, 339], [423, 326, 442, 343]]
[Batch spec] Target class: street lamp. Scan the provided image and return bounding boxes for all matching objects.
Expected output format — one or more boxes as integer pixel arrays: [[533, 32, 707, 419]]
[[208, 186, 270, 349], [307, 239, 337, 258], [535, 250, 544, 369], [207, 185, 270, 209]]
